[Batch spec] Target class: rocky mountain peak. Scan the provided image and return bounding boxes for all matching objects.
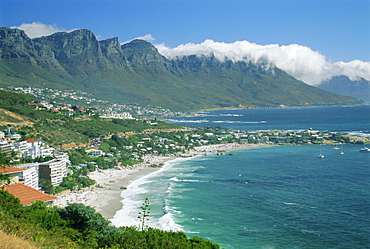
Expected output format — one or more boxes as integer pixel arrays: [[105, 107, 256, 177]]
[[0, 27, 364, 110], [0, 27, 37, 58], [99, 37, 123, 59]]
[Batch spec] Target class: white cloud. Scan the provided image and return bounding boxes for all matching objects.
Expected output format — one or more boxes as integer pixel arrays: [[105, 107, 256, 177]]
[[155, 40, 370, 85], [121, 34, 156, 45], [11, 22, 70, 38]]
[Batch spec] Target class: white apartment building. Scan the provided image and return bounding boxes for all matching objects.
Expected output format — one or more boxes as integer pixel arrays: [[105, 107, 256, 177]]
[[0, 143, 15, 155], [17, 163, 40, 190], [10, 134, 21, 140], [100, 112, 133, 119], [13, 141, 29, 157], [54, 152, 71, 165], [39, 159, 67, 186], [12, 139, 55, 159], [40, 147, 54, 157], [86, 149, 103, 157]]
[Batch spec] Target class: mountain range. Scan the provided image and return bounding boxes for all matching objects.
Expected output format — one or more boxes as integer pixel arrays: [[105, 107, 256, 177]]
[[318, 76, 370, 103], [0, 27, 364, 111]]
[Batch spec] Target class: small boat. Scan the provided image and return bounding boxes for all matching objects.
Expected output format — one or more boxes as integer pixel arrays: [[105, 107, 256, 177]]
[[318, 144, 324, 158], [332, 144, 340, 150], [340, 144, 344, 155], [359, 147, 370, 153]]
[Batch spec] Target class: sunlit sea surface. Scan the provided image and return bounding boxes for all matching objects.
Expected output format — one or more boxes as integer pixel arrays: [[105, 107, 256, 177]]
[[112, 106, 370, 248]]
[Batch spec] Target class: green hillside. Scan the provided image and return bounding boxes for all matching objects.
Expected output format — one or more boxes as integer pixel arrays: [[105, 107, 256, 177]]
[[0, 90, 182, 148]]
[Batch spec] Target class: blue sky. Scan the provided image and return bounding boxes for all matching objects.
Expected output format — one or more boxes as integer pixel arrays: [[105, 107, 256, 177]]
[[1, 0, 369, 62]]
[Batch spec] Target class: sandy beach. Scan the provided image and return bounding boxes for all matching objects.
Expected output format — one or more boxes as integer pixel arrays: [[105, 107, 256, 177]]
[[53, 143, 272, 220]]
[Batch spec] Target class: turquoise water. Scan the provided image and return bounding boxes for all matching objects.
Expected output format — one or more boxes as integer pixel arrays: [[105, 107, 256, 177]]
[[112, 106, 370, 248]]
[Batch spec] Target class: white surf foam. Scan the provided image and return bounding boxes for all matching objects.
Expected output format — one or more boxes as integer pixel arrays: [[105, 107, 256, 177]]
[[110, 156, 201, 229]]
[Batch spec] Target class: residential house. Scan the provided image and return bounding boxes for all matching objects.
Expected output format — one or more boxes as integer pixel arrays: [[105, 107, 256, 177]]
[[86, 149, 104, 157]]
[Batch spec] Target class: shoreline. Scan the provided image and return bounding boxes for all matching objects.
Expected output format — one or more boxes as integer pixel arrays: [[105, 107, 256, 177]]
[[53, 143, 273, 220]]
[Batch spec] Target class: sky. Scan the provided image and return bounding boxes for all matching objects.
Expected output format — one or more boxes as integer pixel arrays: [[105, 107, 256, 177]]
[[0, 0, 369, 85]]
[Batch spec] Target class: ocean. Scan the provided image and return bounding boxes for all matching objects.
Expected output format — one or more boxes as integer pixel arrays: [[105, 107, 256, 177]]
[[111, 105, 370, 249]]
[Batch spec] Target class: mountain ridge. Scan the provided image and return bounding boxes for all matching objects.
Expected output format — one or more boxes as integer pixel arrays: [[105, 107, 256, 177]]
[[318, 75, 370, 103], [0, 27, 364, 111]]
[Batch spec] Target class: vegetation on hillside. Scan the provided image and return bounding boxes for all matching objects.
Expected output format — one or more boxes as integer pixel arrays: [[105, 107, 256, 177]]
[[0, 89, 183, 148], [0, 190, 219, 248]]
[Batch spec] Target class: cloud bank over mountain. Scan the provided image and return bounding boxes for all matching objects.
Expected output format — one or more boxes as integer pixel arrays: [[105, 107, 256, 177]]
[[156, 40, 370, 86], [11, 22, 71, 38], [121, 34, 156, 45]]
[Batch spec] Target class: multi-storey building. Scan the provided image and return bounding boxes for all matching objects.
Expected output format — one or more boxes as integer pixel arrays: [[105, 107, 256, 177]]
[[0, 143, 15, 156], [0, 165, 57, 206], [17, 163, 40, 190], [39, 159, 67, 186]]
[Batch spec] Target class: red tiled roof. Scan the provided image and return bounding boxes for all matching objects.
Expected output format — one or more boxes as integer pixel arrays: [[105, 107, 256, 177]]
[[0, 165, 23, 174], [0, 183, 58, 206], [24, 138, 38, 143]]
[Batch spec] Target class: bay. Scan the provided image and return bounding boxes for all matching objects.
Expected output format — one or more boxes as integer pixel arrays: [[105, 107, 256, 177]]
[[111, 106, 370, 248], [162, 105, 370, 136]]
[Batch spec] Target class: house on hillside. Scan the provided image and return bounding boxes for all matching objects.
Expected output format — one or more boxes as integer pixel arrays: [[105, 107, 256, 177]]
[[86, 149, 104, 157], [29, 102, 47, 110]]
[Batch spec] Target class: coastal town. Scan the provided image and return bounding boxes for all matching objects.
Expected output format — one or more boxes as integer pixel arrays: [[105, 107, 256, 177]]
[[3, 86, 188, 119], [0, 86, 369, 223]]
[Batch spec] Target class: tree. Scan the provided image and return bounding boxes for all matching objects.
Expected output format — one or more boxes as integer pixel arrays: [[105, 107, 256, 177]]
[[0, 152, 11, 184], [39, 179, 54, 194], [138, 197, 151, 231], [57, 203, 119, 241], [0, 190, 23, 214], [25, 201, 65, 230]]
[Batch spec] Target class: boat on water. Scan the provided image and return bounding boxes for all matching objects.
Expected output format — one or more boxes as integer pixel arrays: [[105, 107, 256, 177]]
[[318, 144, 325, 158], [332, 143, 340, 150], [359, 147, 370, 153]]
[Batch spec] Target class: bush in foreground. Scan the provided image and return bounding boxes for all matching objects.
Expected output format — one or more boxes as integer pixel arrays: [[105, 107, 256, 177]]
[[0, 191, 219, 248]]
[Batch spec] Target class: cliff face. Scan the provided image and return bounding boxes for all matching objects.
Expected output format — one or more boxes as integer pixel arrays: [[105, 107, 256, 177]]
[[0, 28, 38, 58], [0, 27, 364, 111]]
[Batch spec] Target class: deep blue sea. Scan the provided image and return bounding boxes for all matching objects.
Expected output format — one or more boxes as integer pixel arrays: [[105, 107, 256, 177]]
[[112, 106, 370, 249]]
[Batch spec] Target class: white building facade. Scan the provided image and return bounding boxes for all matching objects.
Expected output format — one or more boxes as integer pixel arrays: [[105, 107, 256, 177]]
[[39, 159, 67, 186]]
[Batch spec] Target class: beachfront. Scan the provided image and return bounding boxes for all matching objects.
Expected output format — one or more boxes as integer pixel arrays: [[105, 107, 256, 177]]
[[53, 143, 272, 220]]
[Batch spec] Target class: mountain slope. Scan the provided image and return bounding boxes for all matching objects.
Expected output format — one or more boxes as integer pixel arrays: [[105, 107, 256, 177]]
[[318, 75, 370, 103], [0, 27, 364, 111]]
